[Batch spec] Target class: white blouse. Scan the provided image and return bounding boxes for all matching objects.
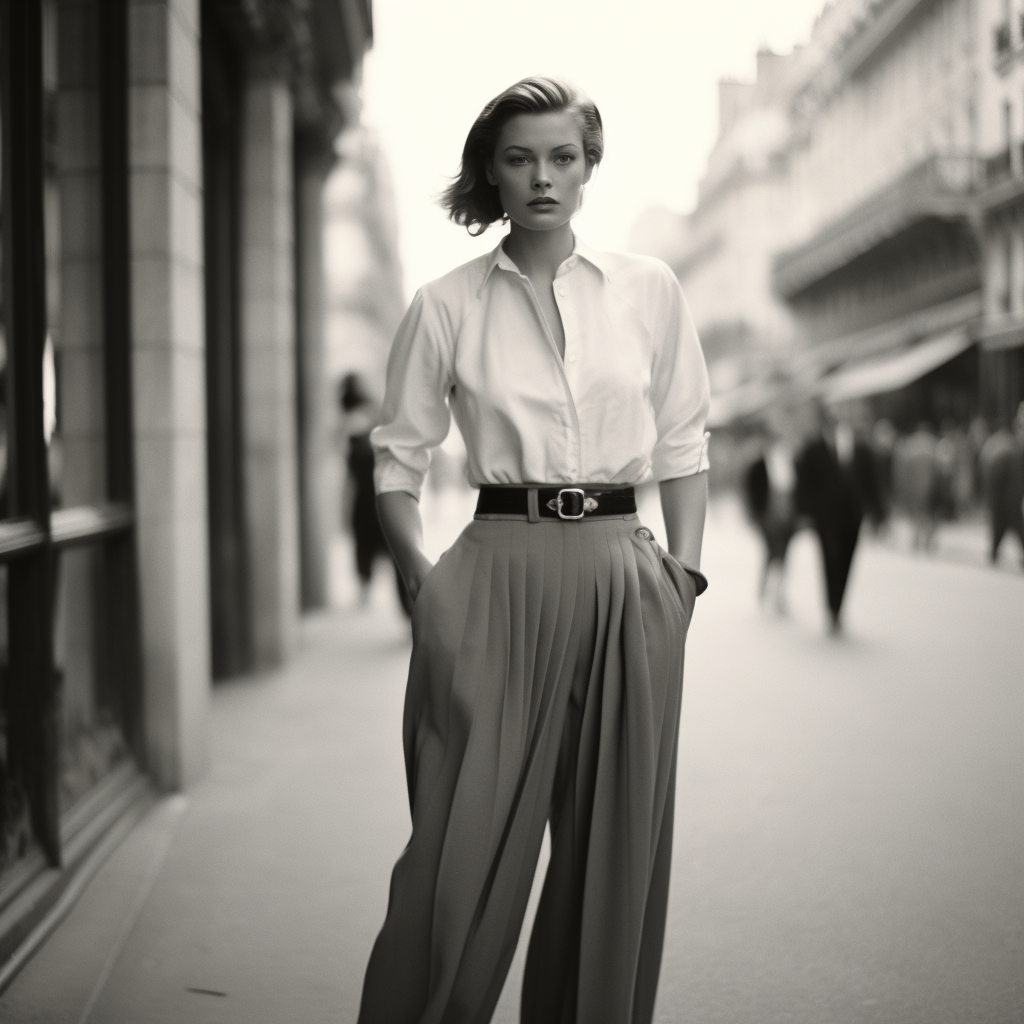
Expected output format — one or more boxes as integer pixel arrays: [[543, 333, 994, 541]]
[[371, 237, 711, 498]]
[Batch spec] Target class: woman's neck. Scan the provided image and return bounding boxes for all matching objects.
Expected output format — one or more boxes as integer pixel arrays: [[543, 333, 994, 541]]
[[502, 221, 575, 280]]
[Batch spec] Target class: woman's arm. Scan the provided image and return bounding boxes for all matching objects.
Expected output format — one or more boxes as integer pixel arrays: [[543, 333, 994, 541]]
[[659, 471, 708, 569], [376, 490, 435, 601]]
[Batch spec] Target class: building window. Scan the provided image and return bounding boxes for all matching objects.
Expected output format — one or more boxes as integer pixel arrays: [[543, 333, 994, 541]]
[[0, 0, 141, 897], [996, 0, 1013, 56], [987, 101, 1014, 182]]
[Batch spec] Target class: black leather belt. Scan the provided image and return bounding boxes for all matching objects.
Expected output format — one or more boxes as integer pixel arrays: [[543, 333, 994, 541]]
[[476, 485, 636, 521]]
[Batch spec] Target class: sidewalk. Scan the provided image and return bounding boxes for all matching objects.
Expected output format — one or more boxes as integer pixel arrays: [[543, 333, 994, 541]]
[[878, 509, 1024, 571], [0, 544, 418, 1024]]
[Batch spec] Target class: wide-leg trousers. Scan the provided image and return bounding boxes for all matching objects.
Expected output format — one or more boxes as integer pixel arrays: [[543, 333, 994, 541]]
[[357, 513, 698, 1024]]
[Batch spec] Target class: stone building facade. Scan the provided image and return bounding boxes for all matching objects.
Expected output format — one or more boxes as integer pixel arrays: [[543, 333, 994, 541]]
[[685, 56, 799, 367], [652, 51, 802, 423], [773, 0, 985, 429], [652, 0, 1024, 429], [0, 0, 371, 974]]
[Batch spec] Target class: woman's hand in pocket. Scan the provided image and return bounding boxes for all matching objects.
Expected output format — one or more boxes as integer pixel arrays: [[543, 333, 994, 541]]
[[377, 490, 435, 603], [404, 549, 436, 604]]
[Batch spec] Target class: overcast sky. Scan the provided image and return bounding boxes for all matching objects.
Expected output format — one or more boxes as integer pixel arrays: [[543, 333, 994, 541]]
[[361, 0, 827, 297]]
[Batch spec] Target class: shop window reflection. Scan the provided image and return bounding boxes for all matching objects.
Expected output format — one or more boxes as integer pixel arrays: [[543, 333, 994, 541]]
[[52, 548, 127, 811], [41, 0, 127, 814], [1, 564, 36, 880], [45, 2, 126, 815], [0, 42, 32, 882]]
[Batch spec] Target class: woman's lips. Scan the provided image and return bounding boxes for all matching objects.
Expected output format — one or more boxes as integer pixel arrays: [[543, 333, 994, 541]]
[[528, 197, 559, 206]]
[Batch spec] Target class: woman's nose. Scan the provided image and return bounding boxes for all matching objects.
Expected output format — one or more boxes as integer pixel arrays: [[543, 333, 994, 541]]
[[532, 165, 552, 188]]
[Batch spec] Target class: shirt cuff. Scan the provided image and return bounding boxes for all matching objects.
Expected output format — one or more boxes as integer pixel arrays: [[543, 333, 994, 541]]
[[653, 431, 710, 481], [373, 453, 426, 500]]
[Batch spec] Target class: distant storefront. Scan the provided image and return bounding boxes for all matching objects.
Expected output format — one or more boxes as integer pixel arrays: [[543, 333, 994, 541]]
[[0, 0, 370, 979]]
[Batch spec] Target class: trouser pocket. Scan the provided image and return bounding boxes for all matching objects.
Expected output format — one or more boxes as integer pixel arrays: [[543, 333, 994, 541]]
[[632, 526, 706, 617]]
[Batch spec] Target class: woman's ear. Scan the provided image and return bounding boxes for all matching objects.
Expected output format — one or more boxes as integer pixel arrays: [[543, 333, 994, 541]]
[[485, 159, 497, 186]]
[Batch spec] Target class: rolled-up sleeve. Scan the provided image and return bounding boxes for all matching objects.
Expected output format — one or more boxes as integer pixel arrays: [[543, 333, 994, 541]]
[[371, 287, 454, 499], [649, 263, 711, 481]]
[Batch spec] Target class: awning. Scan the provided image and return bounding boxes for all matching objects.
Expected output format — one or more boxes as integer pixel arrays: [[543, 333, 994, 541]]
[[818, 328, 974, 403], [771, 156, 981, 299]]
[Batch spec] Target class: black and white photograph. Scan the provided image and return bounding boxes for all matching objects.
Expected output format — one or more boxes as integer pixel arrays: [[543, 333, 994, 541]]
[[0, 1, 1022, 1021]]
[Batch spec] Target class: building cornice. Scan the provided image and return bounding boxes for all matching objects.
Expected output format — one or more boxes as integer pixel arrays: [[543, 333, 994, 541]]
[[208, 0, 371, 154], [772, 154, 982, 299]]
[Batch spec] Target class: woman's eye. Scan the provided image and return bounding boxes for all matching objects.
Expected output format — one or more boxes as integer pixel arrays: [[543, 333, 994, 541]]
[[555, 154, 574, 164], [508, 156, 529, 166]]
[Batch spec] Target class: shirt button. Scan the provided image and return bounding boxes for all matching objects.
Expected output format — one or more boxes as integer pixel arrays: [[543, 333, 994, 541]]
[[558, 287, 567, 297], [567, 353, 577, 363]]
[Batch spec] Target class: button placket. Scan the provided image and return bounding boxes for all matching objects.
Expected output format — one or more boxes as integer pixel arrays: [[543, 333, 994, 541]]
[[557, 275, 582, 479]]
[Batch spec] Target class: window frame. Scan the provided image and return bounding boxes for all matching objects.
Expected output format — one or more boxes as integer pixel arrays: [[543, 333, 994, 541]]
[[0, 0, 141, 882]]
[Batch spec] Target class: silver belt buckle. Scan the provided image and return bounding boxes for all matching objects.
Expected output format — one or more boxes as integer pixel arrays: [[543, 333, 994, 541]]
[[554, 487, 586, 520]]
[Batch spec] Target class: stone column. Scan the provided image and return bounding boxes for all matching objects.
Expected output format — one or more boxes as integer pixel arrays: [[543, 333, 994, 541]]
[[239, 60, 299, 666], [294, 136, 335, 611], [128, 0, 209, 789]]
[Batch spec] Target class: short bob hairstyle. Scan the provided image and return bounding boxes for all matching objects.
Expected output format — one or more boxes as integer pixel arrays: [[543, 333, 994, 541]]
[[440, 76, 604, 236]]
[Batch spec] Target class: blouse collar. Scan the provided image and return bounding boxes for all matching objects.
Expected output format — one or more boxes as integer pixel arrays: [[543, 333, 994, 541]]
[[479, 234, 608, 295]]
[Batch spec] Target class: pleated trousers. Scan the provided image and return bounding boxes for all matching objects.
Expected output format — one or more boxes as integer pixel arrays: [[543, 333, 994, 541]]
[[358, 513, 697, 1024]]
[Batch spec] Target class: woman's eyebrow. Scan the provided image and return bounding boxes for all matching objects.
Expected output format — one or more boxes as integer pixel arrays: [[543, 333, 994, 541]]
[[502, 141, 581, 154]]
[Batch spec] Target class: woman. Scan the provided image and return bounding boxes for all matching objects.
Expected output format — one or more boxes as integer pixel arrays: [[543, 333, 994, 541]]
[[359, 77, 710, 1024], [743, 414, 798, 615], [338, 372, 413, 615]]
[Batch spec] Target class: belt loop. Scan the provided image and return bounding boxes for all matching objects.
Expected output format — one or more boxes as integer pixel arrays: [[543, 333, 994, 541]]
[[527, 488, 540, 523]]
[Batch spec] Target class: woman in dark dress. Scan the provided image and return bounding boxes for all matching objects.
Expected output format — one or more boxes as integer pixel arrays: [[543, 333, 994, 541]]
[[340, 373, 413, 615]]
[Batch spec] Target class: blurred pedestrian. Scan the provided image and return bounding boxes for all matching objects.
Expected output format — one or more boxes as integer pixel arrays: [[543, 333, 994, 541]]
[[980, 407, 1024, 566], [898, 423, 940, 550], [795, 404, 878, 633], [339, 373, 413, 615], [359, 77, 709, 1024], [968, 415, 990, 506], [934, 419, 962, 523], [945, 420, 975, 519], [742, 415, 798, 614], [871, 418, 897, 530]]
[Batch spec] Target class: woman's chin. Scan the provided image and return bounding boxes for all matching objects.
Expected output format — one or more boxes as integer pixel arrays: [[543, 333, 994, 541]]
[[509, 210, 574, 233]]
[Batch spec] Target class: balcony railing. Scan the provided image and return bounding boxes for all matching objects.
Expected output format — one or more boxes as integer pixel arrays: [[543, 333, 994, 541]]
[[986, 148, 1013, 184], [772, 154, 983, 299], [995, 21, 1012, 57]]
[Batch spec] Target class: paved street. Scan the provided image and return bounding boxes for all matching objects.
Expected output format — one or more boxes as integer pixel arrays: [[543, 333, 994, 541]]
[[3, 494, 1023, 1024]]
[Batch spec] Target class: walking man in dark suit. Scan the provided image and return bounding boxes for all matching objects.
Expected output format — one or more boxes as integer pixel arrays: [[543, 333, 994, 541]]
[[795, 404, 881, 633]]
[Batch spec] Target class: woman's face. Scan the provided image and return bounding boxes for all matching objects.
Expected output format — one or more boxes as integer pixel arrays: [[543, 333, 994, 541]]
[[486, 109, 593, 233]]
